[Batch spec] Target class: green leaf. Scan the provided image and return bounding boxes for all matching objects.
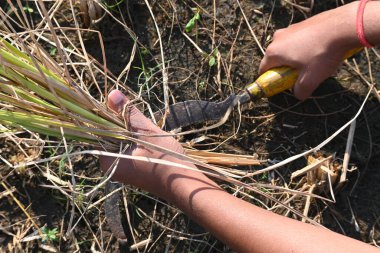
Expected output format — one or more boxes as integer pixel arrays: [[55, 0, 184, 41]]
[[199, 81, 205, 89], [23, 6, 34, 13], [194, 12, 200, 21], [208, 47, 219, 67], [185, 11, 201, 33], [209, 56, 216, 67], [49, 47, 57, 56], [41, 227, 58, 242], [185, 17, 196, 33]]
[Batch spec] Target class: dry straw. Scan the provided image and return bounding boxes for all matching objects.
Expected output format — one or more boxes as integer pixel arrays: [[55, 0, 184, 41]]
[[0, 1, 338, 231], [0, 29, 321, 222]]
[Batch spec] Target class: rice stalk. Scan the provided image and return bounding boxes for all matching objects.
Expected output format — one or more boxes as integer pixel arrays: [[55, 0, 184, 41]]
[[0, 35, 262, 174], [0, 37, 128, 148]]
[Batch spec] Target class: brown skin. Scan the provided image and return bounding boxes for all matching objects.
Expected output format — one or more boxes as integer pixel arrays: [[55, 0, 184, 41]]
[[260, 1, 380, 100], [100, 90, 379, 253], [100, 2, 380, 252]]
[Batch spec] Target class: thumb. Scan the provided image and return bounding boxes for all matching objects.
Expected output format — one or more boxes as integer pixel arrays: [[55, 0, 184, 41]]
[[107, 90, 161, 133], [259, 53, 285, 75], [107, 89, 128, 113], [107, 89, 145, 119]]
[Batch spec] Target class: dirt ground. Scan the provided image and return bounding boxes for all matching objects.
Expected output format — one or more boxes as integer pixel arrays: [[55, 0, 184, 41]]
[[0, 0, 379, 252]]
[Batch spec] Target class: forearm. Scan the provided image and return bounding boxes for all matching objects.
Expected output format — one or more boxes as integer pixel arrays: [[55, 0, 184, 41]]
[[160, 164, 378, 253], [334, 1, 380, 49], [300, 1, 380, 52]]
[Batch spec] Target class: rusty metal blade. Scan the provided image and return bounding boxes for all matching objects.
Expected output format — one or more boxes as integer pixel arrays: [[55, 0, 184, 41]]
[[154, 93, 251, 131]]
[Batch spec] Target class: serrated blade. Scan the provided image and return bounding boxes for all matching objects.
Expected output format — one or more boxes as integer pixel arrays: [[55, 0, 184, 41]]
[[154, 93, 251, 131]]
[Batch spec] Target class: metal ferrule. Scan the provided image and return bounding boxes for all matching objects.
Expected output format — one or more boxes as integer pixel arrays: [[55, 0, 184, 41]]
[[245, 82, 264, 101]]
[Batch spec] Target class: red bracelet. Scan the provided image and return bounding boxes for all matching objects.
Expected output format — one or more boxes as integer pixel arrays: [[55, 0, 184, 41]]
[[356, 0, 374, 48]]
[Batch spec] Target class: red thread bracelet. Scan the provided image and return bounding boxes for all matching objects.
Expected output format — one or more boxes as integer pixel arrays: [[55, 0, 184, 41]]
[[356, 0, 373, 48]]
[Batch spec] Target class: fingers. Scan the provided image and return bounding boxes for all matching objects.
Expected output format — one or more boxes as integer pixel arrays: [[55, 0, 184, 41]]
[[259, 29, 288, 74], [259, 50, 298, 75], [293, 68, 321, 100], [259, 47, 286, 74], [108, 89, 128, 113], [259, 45, 340, 100], [107, 90, 161, 134], [293, 62, 336, 100], [259, 56, 328, 100], [108, 90, 144, 119], [259, 55, 278, 75]]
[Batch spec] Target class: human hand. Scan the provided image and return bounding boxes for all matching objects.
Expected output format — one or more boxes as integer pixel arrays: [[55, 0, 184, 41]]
[[98, 93, 379, 253], [99, 90, 197, 198], [259, 3, 359, 100]]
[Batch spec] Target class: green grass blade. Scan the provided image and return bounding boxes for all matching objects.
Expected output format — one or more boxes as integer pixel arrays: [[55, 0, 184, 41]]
[[0, 113, 100, 143], [0, 39, 65, 84], [0, 66, 119, 128], [0, 84, 61, 114]]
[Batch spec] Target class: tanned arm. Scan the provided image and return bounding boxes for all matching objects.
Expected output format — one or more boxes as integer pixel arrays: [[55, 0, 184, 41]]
[[100, 90, 379, 253]]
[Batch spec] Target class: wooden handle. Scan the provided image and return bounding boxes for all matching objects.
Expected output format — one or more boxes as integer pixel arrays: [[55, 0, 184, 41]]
[[245, 47, 363, 99]]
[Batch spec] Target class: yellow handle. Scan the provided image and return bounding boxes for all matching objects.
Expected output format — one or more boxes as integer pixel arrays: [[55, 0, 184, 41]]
[[245, 47, 363, 99]]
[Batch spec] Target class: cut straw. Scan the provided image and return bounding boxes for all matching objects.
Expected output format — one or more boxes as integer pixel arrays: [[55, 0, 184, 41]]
[[0, 37, 127, 148]]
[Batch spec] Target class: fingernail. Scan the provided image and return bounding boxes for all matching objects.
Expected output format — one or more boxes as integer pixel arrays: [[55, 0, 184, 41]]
[[108, 90, 127, 113]]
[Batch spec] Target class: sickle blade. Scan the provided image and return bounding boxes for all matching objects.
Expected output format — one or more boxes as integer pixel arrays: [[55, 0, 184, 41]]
[[154, 94, 241, 131]]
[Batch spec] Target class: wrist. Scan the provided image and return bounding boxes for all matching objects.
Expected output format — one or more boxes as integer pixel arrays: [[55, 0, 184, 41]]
[[328, 2, 362, 51], [331, 1, 379, 50], [154, 159, 220, 202]]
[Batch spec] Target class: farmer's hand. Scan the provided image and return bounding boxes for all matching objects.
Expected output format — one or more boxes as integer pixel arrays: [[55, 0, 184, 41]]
[[98, 91, 378, 253], [259, 2, 365, 100], [99, 90, 216, 200]]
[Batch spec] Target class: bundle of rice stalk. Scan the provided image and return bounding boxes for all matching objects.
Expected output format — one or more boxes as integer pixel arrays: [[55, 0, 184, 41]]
[[0, 37, 130, 149], [0, 36, 262, 171], [0, 5, 323, 226]]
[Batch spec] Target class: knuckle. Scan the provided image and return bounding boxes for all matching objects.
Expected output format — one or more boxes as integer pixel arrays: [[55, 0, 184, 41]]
[[264, 46, 278, 58], [273, 28, 285, 39]]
